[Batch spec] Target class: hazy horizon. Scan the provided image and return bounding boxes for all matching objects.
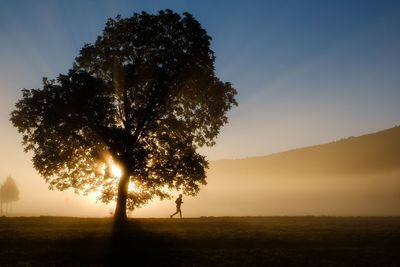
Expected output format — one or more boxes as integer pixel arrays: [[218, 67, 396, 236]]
[[2, 126, 400, 218]]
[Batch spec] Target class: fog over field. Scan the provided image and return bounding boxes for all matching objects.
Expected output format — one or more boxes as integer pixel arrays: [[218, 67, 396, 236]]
[[185, 126, 400, 216], [2, 126, 399, 217]]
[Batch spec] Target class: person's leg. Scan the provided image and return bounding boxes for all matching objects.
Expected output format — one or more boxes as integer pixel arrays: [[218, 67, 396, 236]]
[[178, 207, 182, 218], [170, 208, 179, 218]]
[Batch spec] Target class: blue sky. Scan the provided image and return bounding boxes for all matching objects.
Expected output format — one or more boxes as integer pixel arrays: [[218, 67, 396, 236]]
[[1, 0, 400, 160]]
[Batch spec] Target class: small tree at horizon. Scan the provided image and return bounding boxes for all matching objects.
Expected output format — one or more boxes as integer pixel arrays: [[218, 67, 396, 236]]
[[10, 9, 237, 222], [0, 176, 19, 215]]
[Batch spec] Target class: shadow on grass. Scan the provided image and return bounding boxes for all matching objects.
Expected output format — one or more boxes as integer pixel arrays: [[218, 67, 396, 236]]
[[105, 219, 180, 266]]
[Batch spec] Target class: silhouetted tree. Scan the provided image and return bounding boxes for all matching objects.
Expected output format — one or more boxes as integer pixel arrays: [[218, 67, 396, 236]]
[[0, 176, 19, 214], [10, 10, 237, 222]]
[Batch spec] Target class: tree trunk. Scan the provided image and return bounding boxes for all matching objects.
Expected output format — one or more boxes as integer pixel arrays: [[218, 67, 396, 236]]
[[114, 173, 130, 223]]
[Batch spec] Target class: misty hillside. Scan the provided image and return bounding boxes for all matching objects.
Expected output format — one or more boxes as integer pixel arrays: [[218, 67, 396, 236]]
[[211, 125, 400, 177], [195, 126, 400, 216]]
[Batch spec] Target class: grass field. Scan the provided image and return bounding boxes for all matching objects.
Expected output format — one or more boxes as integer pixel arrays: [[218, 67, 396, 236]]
[[1, 216, 400, 266]]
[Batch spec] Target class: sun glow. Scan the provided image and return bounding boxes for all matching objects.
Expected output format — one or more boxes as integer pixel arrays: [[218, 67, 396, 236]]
[[110, 163, 122, 178]]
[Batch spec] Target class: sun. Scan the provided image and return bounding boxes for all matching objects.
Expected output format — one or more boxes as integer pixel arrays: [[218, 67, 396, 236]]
[[110, 163, 122, 178]]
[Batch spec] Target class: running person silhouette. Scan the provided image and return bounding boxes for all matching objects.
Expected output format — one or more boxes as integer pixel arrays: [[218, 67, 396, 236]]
[[170, 194, 183, 218]]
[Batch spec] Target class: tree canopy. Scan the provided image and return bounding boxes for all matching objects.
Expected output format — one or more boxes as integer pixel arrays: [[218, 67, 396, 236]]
[[10, 9, 237, 220]]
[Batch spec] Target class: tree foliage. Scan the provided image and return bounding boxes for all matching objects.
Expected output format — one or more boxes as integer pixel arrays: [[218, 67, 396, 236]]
[[0, 176, 19, 203], [10, 9, 237, 216]]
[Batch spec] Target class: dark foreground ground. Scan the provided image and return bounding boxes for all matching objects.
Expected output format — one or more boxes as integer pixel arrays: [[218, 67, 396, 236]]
[[0, 216, 400, 266]]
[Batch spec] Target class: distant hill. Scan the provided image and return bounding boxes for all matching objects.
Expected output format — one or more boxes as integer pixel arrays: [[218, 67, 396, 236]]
[[188, 126, 400, 216], [211, 125, 400, 176]]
